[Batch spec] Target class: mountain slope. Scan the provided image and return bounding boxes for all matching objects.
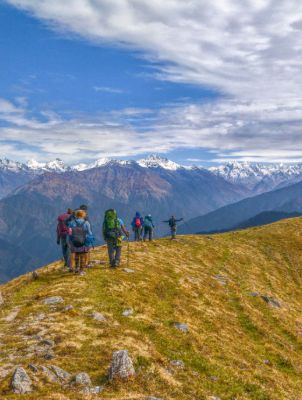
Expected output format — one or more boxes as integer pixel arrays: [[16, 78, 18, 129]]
[[234, 211, 302, 230], [0, 218, 302, 399], [179, 180, 302, 234], [0, 164, 246, 282]]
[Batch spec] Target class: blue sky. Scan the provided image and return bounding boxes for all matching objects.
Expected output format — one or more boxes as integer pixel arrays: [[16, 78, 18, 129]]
[[1, 1, 302, 165]]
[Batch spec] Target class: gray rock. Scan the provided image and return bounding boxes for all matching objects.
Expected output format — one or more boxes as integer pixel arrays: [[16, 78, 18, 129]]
[[91, 311, 106, 322], [80, 386, 103, 395], [123, 268, 135, 273], [108, 350, 135, 380], [43, 296, 64, 305], [170, 359, 184, 368], [44, 350, 55, 360], [11, 367, 32, 394], [122, 308, 133, 317], [174, 323, 189, 333], [41, 366, 58, 383], [145, 397, 163, 400], [74, 372, 92, 386], [261, 296, 281, 308], [213, 275, 228, 285], [51, 365, 71, 383], [249, 292, 259, 297], [63, 305, 74, 312]]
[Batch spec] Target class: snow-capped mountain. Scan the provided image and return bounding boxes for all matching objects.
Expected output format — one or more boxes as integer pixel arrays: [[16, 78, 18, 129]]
[[27, 158, 69, 172], [209, 161, 302, 192], [137, 154, 182, 170]]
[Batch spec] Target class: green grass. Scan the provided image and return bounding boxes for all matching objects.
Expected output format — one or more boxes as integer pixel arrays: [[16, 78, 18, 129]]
[[0, 218, 302, 399]]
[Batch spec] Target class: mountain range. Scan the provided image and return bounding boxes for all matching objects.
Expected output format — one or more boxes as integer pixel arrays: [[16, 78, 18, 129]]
[[1, 154, 302, 282]]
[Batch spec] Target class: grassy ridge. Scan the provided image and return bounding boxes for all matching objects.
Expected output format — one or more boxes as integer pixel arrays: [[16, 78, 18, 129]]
[[0, 218, 302, 399]]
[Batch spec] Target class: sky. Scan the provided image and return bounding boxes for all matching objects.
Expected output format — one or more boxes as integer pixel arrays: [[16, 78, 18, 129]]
[[1, 0, 302, 166]]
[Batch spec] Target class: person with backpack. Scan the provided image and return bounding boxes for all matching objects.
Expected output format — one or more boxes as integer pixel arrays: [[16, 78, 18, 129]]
[[56, 209, 73, 268], [163, 216, 184, 240], [131, 212, 144, 241], [143, 214, 155, 241], [67, 209, 93, 275], [103, 209, 129, 268]]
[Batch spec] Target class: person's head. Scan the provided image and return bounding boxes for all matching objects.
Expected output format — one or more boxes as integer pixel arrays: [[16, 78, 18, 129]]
[[148, 214, 151, 218], [67, 208, 73, 215], [75, 209, 86, 219], [135, 211, 140, 217], [79, 204, 88, 211], [171, 215, 175, 219]]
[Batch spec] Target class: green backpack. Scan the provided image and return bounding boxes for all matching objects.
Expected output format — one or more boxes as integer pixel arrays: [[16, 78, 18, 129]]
[[103, 209, 122, 240]]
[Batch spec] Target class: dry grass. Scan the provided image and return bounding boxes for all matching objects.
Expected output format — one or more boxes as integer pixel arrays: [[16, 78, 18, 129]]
[[0, 218, 302, 399]]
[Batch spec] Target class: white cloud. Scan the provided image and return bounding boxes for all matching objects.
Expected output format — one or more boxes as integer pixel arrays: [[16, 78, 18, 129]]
[[5, 0, 302, 100], [0, 97, 302, 164], [93, 86, 125, 94]]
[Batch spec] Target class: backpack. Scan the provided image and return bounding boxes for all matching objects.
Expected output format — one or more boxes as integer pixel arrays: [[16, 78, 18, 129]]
[[70, 220, 86, 247], [135, 217, 142, 228], [169, 218, 176, 228], [144, 216, 153, 228], [57, 214, 70, 238], [103, 209, 121, 240]]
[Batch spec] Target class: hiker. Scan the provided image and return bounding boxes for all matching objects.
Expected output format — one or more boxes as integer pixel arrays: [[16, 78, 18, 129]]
[[67, 209, 93, 275], [131, 212, 144, 241], [56, 209, 73, 268], [103, 209, 129, 268], [163, 216, 183, 239], [143, 214, 155, 241]]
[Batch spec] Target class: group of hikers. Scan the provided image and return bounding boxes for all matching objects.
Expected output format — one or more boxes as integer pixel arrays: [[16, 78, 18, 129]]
[[56, 205, 183, 273]]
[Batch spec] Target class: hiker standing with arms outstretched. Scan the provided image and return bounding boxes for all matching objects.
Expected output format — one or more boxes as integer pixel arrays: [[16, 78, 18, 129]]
[[163, 216, 183, 240], [56, 208, 73, 268], [143, 214, 155, 241], [131, 212, 144, 241], [103, 209, 129, 268]]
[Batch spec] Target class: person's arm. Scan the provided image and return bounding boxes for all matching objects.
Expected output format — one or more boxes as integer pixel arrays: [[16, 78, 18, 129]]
[[85, 221, 93, 236], [56, 224, 60, 244], [121, 224, 130, 237], [176, 218, 184, 222]]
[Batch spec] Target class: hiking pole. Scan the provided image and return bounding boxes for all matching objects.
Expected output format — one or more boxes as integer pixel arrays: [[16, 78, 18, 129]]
[[127, 237, 130, 269]]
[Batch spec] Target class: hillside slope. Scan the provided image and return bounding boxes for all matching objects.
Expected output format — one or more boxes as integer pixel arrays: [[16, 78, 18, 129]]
[[0, 219, 302, 399]]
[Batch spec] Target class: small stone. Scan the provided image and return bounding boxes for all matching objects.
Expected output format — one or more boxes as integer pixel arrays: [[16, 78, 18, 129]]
[[174, 323, 189, 333], [249, 292, 259, 297], [209, 375, 219, 382], [41, 366, 58, 383], [43, 296, 64, 305], [264, 359, 271, 365], [261, 296, 281, 308], [145, 397, 163, 400], [123, 268, 135, 273], [32, 271, 39, 280], [11, 367, 32, 394], [51, 365, 71, 383], [80, 386, 103, 395], [74, 372, 92, 386], [213, 275, 228, 285], [170, 359, 185, 368], [63, 305, 74, 312], [44, 350, 55, 360], [91, 312, 106, 321], [28, 364, 38, 373], [108, 350, 135, 380], [122, 308, 133, 317]]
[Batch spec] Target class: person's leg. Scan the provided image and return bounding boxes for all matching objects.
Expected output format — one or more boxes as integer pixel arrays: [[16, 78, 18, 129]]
[[79, 253, 87, 275], [143, 227, 147, 241], [107, 240, 115, 267], [149, 227, 153, 241], [114, 244, 122, 267], [75, 253, 80, 272], [69, 252, 75, 271], [61, 237, 69, 266]]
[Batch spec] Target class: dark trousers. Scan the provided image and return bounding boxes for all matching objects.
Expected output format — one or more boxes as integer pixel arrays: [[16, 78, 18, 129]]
[[171, 226, 177, 239], [133, 227, 142, 241], [106, 239, 122, 267], [144, 226, 153, 241], [61, 237, 70, 266]]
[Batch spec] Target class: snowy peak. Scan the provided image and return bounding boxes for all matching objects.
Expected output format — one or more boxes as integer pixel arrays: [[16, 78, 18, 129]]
[[26, 158, 69, 172], [138, 154, 182, 170], [0, 158, 28, 172]]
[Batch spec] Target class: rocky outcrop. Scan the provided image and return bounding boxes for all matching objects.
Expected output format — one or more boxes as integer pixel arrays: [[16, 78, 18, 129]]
[[108, 350, 135, 380], [11, 367, 32, 394]]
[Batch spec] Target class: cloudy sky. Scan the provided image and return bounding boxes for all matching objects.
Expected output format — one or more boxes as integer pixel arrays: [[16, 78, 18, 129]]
[[1, 0, 302, 165]]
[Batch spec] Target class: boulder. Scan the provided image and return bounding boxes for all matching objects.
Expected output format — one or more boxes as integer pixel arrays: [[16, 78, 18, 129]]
[[11, 367, 32, 394], [109, 350, 135, 380], [91, 312, 106, 322], [51, 365, 71, 383], [43, 296, 64, 305], [174, 323, 189, 333], [41, 366, 58, 383], [74, 372, 92, 386], [80, 386, 103, 395]]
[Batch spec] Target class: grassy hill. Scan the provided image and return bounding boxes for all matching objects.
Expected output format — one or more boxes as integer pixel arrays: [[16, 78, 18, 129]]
[[0, 218, 302, 399]]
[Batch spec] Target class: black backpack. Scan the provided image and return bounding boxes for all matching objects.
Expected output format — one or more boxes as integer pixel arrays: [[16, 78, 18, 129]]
[[70, 221, 86, 247]]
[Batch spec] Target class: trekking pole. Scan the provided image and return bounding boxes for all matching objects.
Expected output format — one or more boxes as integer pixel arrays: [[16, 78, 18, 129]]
[[127, 237, 130, 269]]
